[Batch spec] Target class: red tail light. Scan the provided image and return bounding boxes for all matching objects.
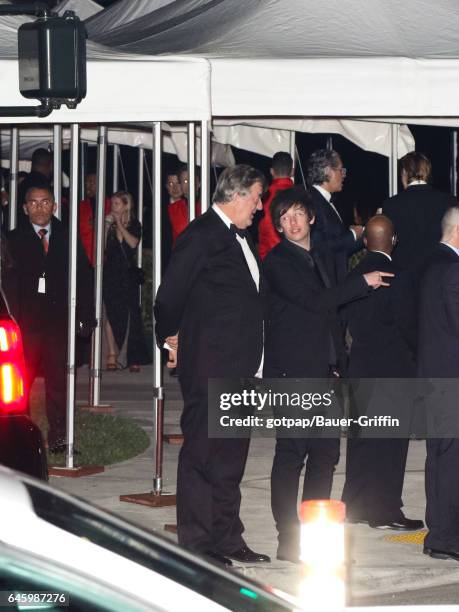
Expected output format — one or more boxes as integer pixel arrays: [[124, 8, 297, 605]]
[[0, 319, 27, 413]]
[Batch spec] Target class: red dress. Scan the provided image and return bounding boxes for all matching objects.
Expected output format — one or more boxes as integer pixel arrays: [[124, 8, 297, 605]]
[[168, 198, 201, 245], [258, 177, 293, 260], [79, 197, 111, 265]]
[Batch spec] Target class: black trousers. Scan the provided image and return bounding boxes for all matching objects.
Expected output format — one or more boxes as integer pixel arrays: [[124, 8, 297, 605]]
[[425, 438, 459, 550], [177, 380, 249, 554], [342, 438, 408, 522], [271, 437, 340, 548], [23, 330, 67, 447]]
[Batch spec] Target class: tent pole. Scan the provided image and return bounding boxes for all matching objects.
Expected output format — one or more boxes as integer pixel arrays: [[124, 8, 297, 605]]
[[119, 126, 175, 506], [188, 122, 196, 220], [8, 127, 19, 230], [389, 124, 399, 196], [451, 130, 458, 197], [137, 148, 144, 305], [89, 126, 108, 409], [53, 125, 62, 219], [152, 121, 165, 495], [289, 131, 296, 183], [200, 120, 210, 213], [65, 124, 80, 469], [79, 141, 86, 203], [113, 144, 119, 193]]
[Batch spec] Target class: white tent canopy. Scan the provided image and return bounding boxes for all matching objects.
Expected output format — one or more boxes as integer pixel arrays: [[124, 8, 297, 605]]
[[55, 0, 103, 20], [85, 0, 459, 118], [0, 12, 211, 124]]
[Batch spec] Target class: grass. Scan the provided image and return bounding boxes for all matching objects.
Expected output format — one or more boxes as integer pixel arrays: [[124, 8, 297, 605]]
[[29, 389, 150, 467]]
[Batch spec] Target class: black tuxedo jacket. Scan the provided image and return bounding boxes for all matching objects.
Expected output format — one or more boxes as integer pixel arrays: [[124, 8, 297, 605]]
[[345, 251, 416, 378], [382, 184, 456, 277], [263, 239, 369, 378], [418, 243, 459, 378], [310, 187, 361, 281], [154, 208, 266, 381], [5, 216, 94, 336]]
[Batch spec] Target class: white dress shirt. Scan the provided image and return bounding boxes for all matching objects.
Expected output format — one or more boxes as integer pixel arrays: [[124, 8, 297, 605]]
[[213, 204, 264, 377]]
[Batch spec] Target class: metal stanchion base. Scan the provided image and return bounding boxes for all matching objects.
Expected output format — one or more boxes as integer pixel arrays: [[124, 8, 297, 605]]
[[163, 434, 184, 445], [80, 404, 113, 414], [49, 466, 105, 477], [119, 492, 176, 507], [164, 524, 177, 534]]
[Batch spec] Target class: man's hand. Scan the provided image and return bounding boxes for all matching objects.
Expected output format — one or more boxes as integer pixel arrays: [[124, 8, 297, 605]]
[[167, 348, 177, 369], [363, 270, 395, 289], [165, 334, 178, 350], [350, 224, 364, 239]]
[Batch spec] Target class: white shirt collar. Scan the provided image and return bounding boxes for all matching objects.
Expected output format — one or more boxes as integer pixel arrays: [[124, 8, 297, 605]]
[[32, 222, 51, 237], [441, 242, 459, 257], [212, 203, 232, 229], [407, 180, 427, 186], [313, 184, 332, 202], [371, 250, 392, 261]]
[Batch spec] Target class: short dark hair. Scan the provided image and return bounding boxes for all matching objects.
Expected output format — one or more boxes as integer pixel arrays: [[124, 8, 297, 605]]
[[213, 164, 266, 204], [31, 148, 52, 168], [24, 181, 54, 204], [271, 152, 293, 177], [399, 151, 431, 183], [306, 149, 342, 186], [270, 186, 315, 231]]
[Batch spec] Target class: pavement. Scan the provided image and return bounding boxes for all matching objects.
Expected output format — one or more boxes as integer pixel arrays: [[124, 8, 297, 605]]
[[46, 364, 459, 605]]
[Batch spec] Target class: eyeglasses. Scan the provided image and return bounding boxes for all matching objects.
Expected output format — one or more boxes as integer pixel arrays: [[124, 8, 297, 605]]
[[335, 167, 347, 177], [26, 198, 53, 208]]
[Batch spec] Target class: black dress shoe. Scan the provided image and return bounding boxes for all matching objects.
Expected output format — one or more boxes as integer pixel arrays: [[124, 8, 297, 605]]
[[226, 545, 271, 563], [424, 546, 459, 561], [369, 517, 424, 531], [205, 551, 233, 567]]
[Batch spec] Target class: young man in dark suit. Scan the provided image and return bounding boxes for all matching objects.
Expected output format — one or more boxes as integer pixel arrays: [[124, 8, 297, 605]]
[[307, 149, 364, 281], [263, 187, 390, 563], [5, 182, 94, 452], [342, 215, 424, 531], [154, 165, 270, 566], [419, 207, 459, 561]]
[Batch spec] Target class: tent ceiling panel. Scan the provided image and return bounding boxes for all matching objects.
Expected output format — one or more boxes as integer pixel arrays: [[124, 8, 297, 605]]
[[85, 0, 459, 60], [213, 119, 415, 159], [209, 58, 459, 117], [0, 55, 210, 124]]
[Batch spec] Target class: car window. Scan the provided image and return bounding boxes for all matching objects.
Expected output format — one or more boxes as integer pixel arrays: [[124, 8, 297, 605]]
[[25, 484, 291, 612]]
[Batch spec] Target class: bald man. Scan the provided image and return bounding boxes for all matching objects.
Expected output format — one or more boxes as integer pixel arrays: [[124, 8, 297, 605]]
[[342, 215, 424, 531]]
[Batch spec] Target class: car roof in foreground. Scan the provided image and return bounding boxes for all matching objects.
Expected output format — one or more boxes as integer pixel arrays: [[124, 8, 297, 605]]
[[0, 466, 297, 611]]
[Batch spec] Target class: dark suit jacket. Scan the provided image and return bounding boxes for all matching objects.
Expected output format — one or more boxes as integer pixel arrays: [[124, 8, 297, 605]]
[[382, 184, 456, 278], [310, 186, 362, 281], [263, 239, 369, 378], [5, 216, 94, 337], [418, 243, 459, 378], [346, 251, 416, 378], [154, 208, 266, 381]]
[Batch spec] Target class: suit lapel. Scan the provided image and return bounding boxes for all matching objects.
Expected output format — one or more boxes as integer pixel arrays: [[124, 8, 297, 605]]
[[210, 209, 261, 293]]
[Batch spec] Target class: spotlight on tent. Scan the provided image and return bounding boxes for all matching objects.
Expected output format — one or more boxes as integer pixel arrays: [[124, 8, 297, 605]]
[[0, 3, 87, 118]]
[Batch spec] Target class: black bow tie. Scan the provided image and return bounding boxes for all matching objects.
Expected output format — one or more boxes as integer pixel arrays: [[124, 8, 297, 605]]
[[230, 224, 249, 239]]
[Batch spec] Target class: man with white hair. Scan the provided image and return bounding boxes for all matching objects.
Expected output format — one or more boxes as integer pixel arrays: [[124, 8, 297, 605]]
[[419, 206, 459, 561]]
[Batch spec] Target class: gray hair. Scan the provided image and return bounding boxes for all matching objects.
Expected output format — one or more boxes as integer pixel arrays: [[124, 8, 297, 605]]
[[213, 164, 266, 204], [306, 149, 342, 186], [441, 207, 459, 238]]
